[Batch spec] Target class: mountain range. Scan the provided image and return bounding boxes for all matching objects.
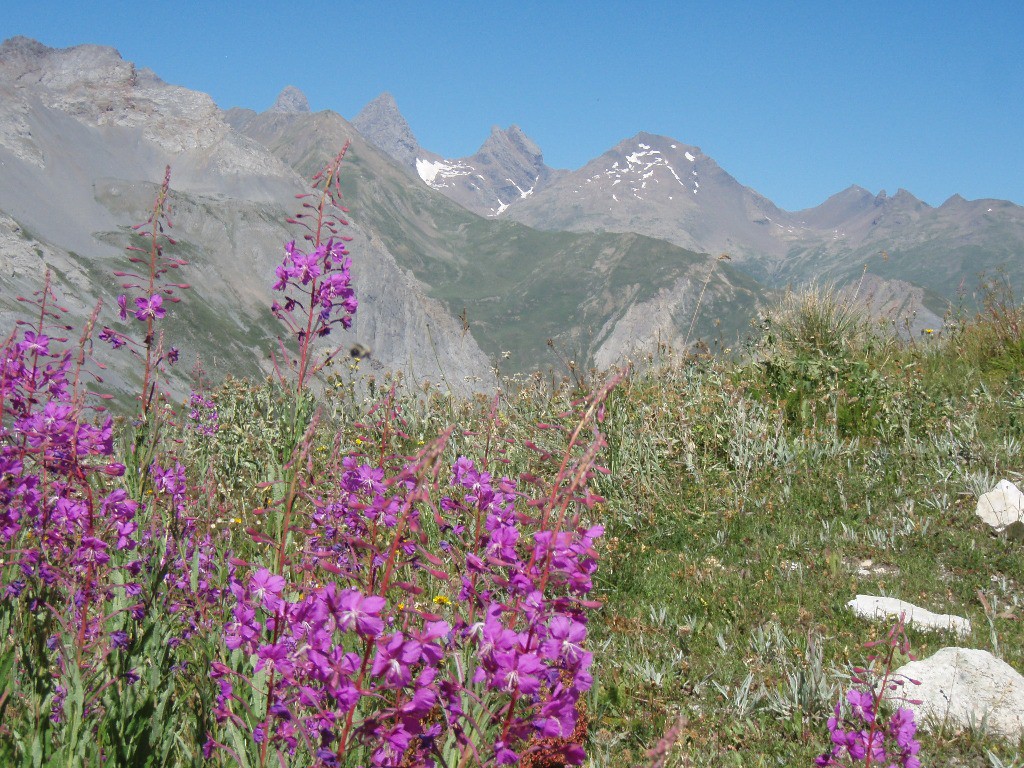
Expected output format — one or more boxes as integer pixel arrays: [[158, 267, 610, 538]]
[[1, 36, 1021, 400], [354, 93, 1024, 329]]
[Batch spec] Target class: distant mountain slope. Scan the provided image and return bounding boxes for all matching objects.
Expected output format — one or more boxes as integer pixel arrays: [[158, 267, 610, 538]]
[[0, 37, 495, 397], [506, 132, 805, 263], [229, 108, 765, 373], [782, 190, 1024, 317]]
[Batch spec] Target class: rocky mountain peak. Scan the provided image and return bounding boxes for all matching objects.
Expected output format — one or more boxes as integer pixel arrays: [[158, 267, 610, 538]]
[[352, 92, 421, 169], [0, 35, 50, 73], [479, 124, 543, 161], [874, 188, 927, 211], [270, 85, 310, 114], [795, 185, 876, 229], [892, 188, 926, 207], [0, 36, 135, 90]]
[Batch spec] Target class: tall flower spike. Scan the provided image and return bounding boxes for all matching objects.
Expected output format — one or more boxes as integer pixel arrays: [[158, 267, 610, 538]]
[[270, 142, 357, 393]]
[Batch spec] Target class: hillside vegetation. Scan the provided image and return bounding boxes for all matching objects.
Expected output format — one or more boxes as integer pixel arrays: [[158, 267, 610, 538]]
[[2, 161, 1024, 768]]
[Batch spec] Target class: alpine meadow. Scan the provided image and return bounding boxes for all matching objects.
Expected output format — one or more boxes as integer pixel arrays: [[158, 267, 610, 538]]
[[2, 33, 1024, 768]]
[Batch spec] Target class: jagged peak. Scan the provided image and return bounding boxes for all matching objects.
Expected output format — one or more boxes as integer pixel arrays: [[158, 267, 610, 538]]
[[892, 188, 929, 208], [478, 124, 542, 159], [352, 92, 421, 168], [821, 185, 873, 203], [354, 92, 404, 122], [0, 35, 51, 59], [269, 85, 310, 114]]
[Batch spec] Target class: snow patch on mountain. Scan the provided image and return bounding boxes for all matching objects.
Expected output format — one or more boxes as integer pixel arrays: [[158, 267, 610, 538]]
[[416, 157, 475, 188], [574, 140, 699, 201], [507, 177, 536, 199]]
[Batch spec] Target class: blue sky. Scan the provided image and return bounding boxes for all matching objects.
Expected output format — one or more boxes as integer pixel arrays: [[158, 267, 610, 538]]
[[4, 1, 1022, 210]]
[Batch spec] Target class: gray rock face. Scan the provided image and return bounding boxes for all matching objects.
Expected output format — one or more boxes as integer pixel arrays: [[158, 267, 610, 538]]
[[591, 274, 702, 369], [270, 86, 310, 114], [352, 92, 422, 170], [891, 648, 1024, 739], [837, 273, 945, 339]]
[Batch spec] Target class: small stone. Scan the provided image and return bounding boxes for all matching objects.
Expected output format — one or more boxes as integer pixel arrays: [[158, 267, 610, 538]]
[[847, 595, 971, 637], [976, 480, 1024, 531]]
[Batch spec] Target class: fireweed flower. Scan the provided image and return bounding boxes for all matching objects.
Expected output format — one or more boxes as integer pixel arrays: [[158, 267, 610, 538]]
[[270, 239, 356, 340], [250, 568, 287, 612], [816, 688, 922, 767], [133, 294, 166, 321], [17, 331, 50, 356], [99, 327, 126, 348], [331, 588, 386, 638], [371, 631, 421, 688]]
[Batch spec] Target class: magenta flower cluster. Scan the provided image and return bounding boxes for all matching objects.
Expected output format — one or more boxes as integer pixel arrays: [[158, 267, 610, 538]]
[[186, 390, 219, 437], [271, 239, 357, 343], [1, 151, 605, 766], [211, 452, 602, 766], [816, 688, 921, 768], [0, 310, 147, 728]]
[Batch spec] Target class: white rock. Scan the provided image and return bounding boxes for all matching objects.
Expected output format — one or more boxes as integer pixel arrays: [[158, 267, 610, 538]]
[[890, 648, 1024, 739], [847, 595, 971, 637], [976, 480, 1024, 531]]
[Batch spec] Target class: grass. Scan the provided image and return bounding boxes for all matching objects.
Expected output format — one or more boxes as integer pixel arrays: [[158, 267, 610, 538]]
[[179, 284, 1024, 766], [5, 257, 1024, 767], [572, 286, 1024, 767]]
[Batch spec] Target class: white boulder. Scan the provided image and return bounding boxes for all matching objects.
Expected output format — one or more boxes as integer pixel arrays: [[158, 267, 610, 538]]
[[890, 648, 1024, 739], [847, 595, 971, 637], [976, 480, 1024, 531]]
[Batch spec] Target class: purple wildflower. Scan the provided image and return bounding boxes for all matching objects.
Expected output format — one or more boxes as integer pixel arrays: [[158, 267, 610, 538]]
[[133, 294, 166, 321]]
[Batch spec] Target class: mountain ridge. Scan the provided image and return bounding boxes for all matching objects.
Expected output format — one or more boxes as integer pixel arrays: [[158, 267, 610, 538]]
[[2, 35, 1023, 399]]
